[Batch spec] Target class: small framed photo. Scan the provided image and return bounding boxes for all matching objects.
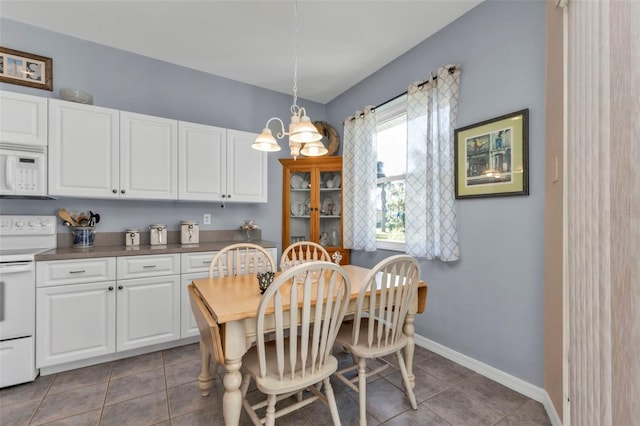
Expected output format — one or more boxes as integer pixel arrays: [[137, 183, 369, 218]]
[[454, 109, 529, 199], [0, 47, 53, 91]]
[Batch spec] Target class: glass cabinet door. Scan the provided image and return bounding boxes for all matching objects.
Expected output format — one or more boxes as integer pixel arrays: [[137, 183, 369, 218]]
[[317, 169, 342, 247], [288, 169, 313, 243]]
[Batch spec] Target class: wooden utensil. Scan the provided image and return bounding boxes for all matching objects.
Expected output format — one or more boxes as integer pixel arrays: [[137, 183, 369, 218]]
[[58, 208, 77, 226]]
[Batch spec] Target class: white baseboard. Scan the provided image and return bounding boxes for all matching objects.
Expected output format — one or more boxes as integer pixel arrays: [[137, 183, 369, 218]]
[[414, 334, 562, 426]]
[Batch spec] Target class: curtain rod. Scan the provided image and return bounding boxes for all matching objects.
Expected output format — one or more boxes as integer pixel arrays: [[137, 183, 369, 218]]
[[348, 66, 457, 121]]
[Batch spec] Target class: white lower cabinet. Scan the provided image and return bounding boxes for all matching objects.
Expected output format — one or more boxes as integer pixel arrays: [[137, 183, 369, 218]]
[[36, 258, 117, 368], [116, 275, 180, 351], [180, 251, 216, 338], [36, 254, 180, 368], [179, 248, 277, 338], [36, 281, 116, 367], [116, 254, 180, 351], [36, 248, 276, 368]]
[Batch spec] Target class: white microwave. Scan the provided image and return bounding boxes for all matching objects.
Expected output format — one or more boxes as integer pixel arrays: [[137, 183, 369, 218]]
[[0, 144, 47, 197]]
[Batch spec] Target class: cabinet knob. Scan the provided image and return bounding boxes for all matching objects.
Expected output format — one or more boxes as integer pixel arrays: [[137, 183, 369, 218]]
[[118, 285, 124, 290], [108, 286, 114, 291], [121, 189, 126, 194], [227, 194, 231, 199], [221, 194, 226, 198]]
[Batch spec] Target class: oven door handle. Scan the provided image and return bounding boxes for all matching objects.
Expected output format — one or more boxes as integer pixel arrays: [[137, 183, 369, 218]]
[[5, 155, 15, 190], [0, 263, 34, 274]]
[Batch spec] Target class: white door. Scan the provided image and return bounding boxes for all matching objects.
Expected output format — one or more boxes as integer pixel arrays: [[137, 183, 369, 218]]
[[36, 282, 116, 367], [48, 100, 120, 198], [226, 129, 267, 203], [116, 275, 180, 351], [120, 111, 178, 200], [0, 91, 47, 146], [178, 121, 226, 201]]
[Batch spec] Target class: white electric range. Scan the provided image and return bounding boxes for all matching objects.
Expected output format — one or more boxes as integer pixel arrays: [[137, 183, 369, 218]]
[[0, 215, 56, 388]]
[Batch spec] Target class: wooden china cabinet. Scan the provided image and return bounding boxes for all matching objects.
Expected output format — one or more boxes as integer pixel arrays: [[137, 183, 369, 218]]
[[279, 156, 349, 265]]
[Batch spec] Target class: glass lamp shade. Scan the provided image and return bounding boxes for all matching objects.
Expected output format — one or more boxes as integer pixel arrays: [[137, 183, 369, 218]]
[[252, 128, 282, 152], [290, 116, 322, 143], [300, 140, 328, 157]]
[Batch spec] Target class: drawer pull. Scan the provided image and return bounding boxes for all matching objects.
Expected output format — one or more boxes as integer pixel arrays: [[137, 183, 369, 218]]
[[143, 265, 156, 269], [202, 260, 211, 264], [118, 285, 124, 290], [69, 270, 86, 274]]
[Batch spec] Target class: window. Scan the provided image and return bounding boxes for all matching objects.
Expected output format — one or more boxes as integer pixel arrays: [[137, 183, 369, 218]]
[[375, 97, 407, 251]]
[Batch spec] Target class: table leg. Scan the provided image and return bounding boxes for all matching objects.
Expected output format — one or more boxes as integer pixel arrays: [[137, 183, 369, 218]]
[[223, 321, 245, 426], [404, 312, 416, 388], [198, 338, 213, 396]]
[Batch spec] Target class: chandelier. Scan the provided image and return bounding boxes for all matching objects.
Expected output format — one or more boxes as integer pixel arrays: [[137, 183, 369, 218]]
[[251, 0, 327, 160]]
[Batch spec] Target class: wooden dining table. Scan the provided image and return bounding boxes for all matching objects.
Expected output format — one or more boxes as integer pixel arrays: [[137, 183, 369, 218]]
[[191, 264, 427, 426]]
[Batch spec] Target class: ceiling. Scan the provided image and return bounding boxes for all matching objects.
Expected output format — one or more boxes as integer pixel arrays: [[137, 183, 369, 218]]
[[0, 0, 482, 104]]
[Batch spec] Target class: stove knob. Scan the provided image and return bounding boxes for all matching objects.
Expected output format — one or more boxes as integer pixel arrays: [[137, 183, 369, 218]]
[[29, 221, 37, 227], [15, 221, 24, 228]]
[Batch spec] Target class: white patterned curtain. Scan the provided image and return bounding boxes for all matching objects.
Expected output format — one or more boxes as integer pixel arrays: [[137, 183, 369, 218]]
[[342, 107, 377, 251], [405, 65, 461, 261]]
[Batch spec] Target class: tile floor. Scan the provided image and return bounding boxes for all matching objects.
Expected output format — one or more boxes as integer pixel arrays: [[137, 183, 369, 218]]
[[0, 343, 551, 425]]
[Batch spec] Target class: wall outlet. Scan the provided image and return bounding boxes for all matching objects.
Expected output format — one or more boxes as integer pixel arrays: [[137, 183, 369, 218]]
[[203, 213, 211, 225]]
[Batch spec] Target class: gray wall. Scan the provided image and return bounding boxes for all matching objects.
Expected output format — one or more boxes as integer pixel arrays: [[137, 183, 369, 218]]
[[1, 0, 546, 387], [326, 0, 546, 386], [0, 17, 327, 253]]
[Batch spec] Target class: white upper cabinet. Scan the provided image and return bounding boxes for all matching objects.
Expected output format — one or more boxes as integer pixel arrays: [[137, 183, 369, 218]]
[[47, 98, 262, 202], [49, 101, 178, 199], [178, 121, 226, 201], [0, 91, 47, 146], [48, 99, 120, 198], [178, 123, 267, 203], [226, 129, 268, 203], [120, 112, 178, 200]]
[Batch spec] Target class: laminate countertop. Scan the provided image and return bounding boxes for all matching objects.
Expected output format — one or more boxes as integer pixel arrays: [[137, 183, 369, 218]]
[[35, 240, 278, 261]]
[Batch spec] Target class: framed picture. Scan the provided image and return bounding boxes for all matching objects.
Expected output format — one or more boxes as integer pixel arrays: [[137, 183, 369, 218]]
[[0, 47, 53, 91], [454, 109, 529, 199]]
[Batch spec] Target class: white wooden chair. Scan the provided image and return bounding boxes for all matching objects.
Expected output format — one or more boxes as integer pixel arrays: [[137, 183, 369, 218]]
[[240, 261, 351, 426], [209, 242, 276, 278], [333, 255, 420, 426], [187, 284, 225, 396], [280, 241, 331, 270]]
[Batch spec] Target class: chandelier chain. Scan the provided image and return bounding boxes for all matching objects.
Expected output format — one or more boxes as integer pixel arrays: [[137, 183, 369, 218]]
[[292, 0, 298, 108]]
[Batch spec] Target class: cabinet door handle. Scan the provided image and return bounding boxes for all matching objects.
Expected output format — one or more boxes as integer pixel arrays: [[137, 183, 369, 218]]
[[118, 285, 124, 290], [227, 194, 231, 199], [112, 189, 117, 194], [69, 270, 85, 274], [143, 265, 156, 269], [121, 189, 126, 194], [108, 286, 114, 291]]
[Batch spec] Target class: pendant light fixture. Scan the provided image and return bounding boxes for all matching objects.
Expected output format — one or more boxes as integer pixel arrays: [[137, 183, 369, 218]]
[[251, 0, 326, 160]]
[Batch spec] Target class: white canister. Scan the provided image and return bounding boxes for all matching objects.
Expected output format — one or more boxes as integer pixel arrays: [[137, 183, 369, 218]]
[[149, 224, 167, 245], [125, 228, 140, 246], [180, 220, 199, 244]]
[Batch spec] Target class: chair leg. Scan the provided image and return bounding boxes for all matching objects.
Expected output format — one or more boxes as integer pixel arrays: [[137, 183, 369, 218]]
[[265, 394, 277, 426], [396, 351, 418, 409], [357, 357, 367, 426], [324, 377, 342, 426], [240, 374, 251, 398]]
